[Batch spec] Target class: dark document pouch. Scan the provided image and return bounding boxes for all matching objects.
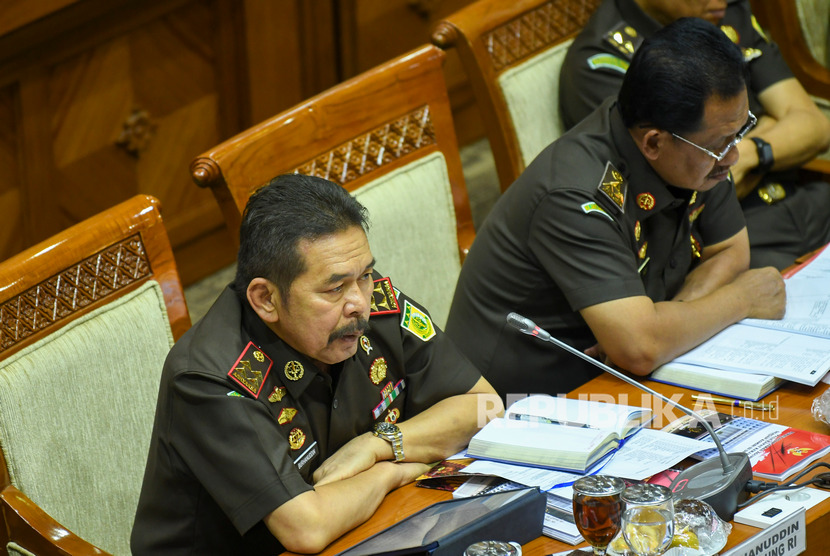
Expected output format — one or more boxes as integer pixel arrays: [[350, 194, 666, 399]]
[[335, 487, 546, 556]]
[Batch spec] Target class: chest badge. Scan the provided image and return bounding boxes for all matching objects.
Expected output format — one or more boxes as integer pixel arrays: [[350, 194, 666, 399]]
[[385, 408, 401, 423], [227, 342, 273, 398], [373, 379, 406, 419], [268, 386, 286, 403], [638, 241, 648, 260], [284, 360, 304, 381], [598, 161, 627, 211], [278, 407, 298, 425], [370, 357, 388, 385], [634, 220, 641, 241], [636, 193, 655, 211], [288, 428, 306, 450], [360, 335, 373, 354]]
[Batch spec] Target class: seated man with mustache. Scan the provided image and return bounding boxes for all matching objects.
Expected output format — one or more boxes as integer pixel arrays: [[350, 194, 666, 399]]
[[132, 174, 501, 555]]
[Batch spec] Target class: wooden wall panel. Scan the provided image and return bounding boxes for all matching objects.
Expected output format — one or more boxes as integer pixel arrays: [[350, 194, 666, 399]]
[[0, 85, 24, 258]]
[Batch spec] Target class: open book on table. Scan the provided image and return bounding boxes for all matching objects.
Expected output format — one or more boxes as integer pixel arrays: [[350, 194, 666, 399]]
[[652, 244, 830, 388], [466, 394, 653, 473]]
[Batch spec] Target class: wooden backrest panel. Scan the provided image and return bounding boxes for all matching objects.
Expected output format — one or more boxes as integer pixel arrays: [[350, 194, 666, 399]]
[[0, 194, 190, 359], [190, 44, 474, 258], [432, 0, 601, 190]]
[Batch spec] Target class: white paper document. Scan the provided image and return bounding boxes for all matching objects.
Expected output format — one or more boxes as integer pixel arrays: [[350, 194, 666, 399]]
[[673, 325, 830, 385], [460, 459, 583, 491], [598, 428, 710, 480]]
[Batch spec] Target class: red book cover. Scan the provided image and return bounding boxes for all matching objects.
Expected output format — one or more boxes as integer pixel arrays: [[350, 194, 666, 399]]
[[752, 427, 830, 481]]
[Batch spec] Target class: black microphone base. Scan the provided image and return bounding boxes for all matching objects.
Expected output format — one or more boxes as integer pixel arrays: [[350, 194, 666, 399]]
[[669, 452, 752, 521]]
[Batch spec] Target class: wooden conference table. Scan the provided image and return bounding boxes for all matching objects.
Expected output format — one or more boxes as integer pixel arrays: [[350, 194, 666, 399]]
[[286, 373, 830, 555]]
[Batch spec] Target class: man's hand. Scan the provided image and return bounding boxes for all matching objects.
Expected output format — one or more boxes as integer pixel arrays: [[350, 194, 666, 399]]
[[733, 267, 787, 320], [313, 432, 388, 486]]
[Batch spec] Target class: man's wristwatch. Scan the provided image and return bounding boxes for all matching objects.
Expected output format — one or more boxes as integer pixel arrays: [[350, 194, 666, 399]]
[[751, 137, 774, 174], [373, 422, 404, 462]]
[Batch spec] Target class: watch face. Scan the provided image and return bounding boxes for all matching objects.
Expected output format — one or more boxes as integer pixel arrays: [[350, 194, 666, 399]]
[[376, 422, 398, 435]]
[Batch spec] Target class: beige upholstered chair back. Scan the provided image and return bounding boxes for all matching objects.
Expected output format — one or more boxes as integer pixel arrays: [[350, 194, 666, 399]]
[[0, 195, 190, 556], [432, 0, 602, 190], [191, 45, 474, 329], [796, 0, 830, 67]]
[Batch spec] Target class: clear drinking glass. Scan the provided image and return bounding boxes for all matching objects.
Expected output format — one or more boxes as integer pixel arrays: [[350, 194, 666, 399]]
[[572, 475, 626, 555], [620, 484, 674, 556]]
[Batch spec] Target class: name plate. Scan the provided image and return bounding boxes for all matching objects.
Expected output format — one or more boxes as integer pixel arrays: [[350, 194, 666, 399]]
[[723, 507, 806, 556]]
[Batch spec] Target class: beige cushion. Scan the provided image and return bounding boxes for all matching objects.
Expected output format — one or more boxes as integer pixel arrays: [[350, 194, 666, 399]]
[[353, 151, 460, 328], [498, 38, 574, 168], [7, 542, 35, 556], [0, 282, 174, 556], [796, 0, 830, 67]]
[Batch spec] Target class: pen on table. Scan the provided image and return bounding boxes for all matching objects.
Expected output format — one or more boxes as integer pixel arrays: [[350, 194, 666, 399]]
[[691, 394, 775, 411]]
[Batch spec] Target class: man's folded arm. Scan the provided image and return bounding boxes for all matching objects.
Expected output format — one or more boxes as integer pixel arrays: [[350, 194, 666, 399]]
[[580, 231, 785, 375], [265, 461, 428, 553]]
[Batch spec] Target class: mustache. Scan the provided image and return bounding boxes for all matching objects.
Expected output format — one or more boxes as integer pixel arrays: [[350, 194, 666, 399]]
[[328, 317, 370, 344]]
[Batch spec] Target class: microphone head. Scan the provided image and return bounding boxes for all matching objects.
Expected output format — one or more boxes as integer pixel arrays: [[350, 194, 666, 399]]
[[506, 312, 532, 333]]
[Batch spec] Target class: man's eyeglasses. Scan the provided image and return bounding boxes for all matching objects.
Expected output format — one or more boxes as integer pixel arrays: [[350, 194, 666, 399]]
[[671, 110, 757, 161]]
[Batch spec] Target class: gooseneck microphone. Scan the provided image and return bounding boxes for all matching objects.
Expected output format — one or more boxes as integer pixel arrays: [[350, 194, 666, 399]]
[[506, 312, 752, 521]]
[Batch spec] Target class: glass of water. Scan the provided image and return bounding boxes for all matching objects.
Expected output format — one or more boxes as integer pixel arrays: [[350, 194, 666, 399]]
[[620, 484, 674, 556]]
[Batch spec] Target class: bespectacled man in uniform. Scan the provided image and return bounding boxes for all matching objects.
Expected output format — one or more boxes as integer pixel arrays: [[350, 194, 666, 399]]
[[446, 18, 786, 399], [132, 174, 501, 555], [559, 0, 830, 270]]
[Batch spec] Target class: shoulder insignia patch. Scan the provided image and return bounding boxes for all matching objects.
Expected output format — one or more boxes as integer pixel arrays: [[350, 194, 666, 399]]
[[604, 24, 642, 58], [751, 15, 769, 43], [400, 300, 436, 342], [587, 53, 629, 74], [370, 277, 400, 316], [598, 161, 627, 212], [581, 202, 613, 221], [227, 342, 272, 398]]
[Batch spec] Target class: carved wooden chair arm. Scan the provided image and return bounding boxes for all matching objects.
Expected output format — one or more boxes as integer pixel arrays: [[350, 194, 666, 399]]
[[0, 486, 110, 556]]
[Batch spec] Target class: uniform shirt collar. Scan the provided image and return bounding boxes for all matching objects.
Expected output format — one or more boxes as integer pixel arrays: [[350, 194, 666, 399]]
[[608, 101, 692, 218]]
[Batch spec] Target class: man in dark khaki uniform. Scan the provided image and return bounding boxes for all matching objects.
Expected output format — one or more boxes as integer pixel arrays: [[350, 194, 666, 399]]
[[132, 175, 501, 555], [560, 0, 830, 269], [446, 19, 785, 399]]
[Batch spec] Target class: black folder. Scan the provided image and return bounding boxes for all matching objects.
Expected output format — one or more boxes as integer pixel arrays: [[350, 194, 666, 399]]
[[335, 487, 546, 556]]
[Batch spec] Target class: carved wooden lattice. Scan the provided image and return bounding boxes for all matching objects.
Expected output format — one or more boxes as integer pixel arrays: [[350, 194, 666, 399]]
[[484, 0, 602, 71], [0, 234, 151, 353], [294, 106, 436, 186]]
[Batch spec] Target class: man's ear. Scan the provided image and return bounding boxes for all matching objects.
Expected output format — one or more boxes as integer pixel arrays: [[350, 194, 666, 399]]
[[637, 128, 666, 161], [247, 278, 281, 323]]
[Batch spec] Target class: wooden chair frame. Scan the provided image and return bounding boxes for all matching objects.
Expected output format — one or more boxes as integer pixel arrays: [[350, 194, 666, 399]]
[[0, 194, 190, 555], [750, 0, 830, 177], [431, 0, 601, 191], [190, 44, 475, 261]]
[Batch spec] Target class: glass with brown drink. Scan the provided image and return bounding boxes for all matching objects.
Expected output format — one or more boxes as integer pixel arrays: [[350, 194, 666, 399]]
[[572, 475, 626, 555]]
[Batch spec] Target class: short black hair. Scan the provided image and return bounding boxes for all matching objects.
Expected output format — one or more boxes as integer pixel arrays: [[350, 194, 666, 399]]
[[618, 17, 747, 134], [233, 174, 369, 303]]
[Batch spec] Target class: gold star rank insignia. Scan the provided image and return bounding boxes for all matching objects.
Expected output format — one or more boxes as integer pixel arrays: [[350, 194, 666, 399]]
[[370, 277, 401, 316], [636, 193, 655, 211], [227, 342, 272, 398], [268, 386, 286, 403], [400, 300, 436, 342], [284, 361, 304, 381], [288, 428, 306, 450], [603, 23, 642, 58], [598, 161, 627, 211], [360, 335, 372, 355], [370, 357, 388, 385], [278, 407, 298, 425], [691, 235, 702, 258]]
